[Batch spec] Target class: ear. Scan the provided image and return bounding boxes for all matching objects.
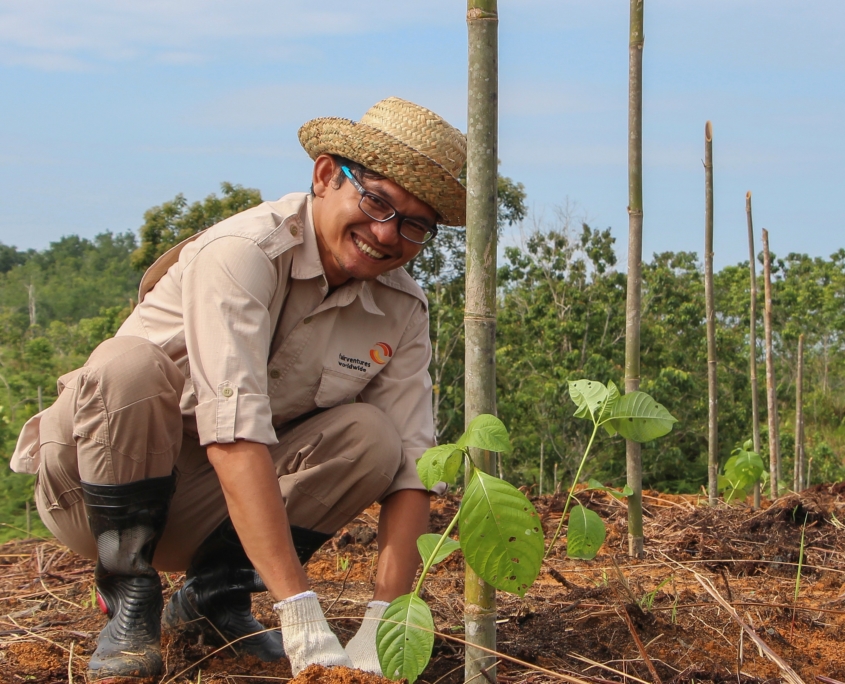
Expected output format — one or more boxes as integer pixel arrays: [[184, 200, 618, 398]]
[[312, 155, 338, 199]]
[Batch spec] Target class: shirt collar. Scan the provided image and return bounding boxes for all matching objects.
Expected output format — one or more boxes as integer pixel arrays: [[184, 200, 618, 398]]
[[287, 197, 382, 314], [291, 195, 326, 283]]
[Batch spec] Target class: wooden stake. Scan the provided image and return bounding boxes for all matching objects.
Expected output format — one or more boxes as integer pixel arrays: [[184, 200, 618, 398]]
[[539, 441, 544, 496], [762, 229, 780, 498], [625, 0, 645, 558], [465, 1, 499, 680], [794, 334, 805, 491], [746, 192, 762, 508], [704, 121, 718, 505]]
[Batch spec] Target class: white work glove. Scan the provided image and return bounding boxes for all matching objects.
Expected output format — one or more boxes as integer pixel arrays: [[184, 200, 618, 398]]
[[273, 591, 352, 675], [344, 600, 389, 675]]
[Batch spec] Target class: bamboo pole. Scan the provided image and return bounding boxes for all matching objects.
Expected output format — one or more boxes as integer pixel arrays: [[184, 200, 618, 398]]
[[794, 334, 805, 491], [539, 441, 544, 496], [762, 229, 780, 498], [746, 192, 762, 509], [465, 1, 499, 680], [704, 122, 718, 505], [625, 0, 645, 558]]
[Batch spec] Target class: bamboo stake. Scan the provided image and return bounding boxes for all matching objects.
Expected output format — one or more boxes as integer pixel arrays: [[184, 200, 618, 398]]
[[704, 121, 718, 505], [539, 441, 544, 496], [625, 0, 645, 559], [746, 192, 762, 508], [794, 334, 805, 491], [465, 1, 499, 680], [762, 229, 780, 498]]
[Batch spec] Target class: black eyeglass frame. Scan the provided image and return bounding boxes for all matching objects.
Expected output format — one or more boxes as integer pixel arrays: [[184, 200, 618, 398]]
[[340, 165, 439, 245]]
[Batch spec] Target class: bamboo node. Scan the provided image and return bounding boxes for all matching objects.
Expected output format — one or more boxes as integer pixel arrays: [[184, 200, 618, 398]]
[[467, 8, 498, 20]]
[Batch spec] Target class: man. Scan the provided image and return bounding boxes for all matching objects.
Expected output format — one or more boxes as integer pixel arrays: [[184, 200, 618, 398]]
[[11, 96, 466, 682]]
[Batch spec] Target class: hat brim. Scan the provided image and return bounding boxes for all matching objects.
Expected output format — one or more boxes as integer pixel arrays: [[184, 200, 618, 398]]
[[299, 117, 466, 227]]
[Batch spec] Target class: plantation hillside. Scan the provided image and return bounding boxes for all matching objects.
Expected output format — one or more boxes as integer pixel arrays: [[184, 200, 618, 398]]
[[1, 182, 843, 540]]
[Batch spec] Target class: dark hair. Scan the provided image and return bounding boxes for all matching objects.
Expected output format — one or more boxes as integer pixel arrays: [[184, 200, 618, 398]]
[[310, 155, 384, 195]]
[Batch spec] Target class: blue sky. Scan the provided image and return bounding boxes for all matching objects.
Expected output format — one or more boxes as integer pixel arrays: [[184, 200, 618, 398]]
[[1, 1, 843, 270]]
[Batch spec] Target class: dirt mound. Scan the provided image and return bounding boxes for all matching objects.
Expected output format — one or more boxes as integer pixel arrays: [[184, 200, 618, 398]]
[[1, 488, 843, 683]]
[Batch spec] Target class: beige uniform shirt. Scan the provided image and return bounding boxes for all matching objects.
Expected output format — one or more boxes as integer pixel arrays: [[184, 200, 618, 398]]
[[13, 193, 435, 496]]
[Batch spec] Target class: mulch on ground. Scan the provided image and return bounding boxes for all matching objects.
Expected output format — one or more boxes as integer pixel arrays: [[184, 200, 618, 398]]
[[1, 484, 843, 683]]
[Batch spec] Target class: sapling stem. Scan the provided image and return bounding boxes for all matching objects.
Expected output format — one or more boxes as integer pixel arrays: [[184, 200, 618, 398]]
[[414, 498, 463, 596], [545, 420, 600, 556]]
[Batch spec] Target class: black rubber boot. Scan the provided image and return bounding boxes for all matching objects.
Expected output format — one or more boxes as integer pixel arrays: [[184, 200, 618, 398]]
[[81, 474, 176, 684], [164, 520, 332, 661]]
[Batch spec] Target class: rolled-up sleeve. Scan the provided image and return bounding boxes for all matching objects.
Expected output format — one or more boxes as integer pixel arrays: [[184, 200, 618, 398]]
[[182, 236, 279, 446], [359, 303, 438, 496]]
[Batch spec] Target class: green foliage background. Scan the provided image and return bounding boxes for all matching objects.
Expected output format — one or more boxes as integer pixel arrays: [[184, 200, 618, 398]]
[[1, 179, 843, 540]]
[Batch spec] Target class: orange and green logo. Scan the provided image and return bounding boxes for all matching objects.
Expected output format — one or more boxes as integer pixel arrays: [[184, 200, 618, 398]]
[[370, 342, 393, 365]]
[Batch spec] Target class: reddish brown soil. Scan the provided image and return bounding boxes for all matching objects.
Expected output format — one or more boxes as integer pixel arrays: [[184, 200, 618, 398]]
[[1, 485, 843, 683]]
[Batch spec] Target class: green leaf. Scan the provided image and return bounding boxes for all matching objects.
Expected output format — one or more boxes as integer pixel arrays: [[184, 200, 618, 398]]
[[459, 471, 544, 596], [441, 450, 463, 485], [566, 505, 606, 560], [568, 380, 609, 422], [728, 449, 765, 486], [376, 594, 435, 683], [417, 533, 460, 566], [457, 414, 512, 453], [584, 478, 634, 501], [416, 444, 462, 490], [604, 392, 677, 442]]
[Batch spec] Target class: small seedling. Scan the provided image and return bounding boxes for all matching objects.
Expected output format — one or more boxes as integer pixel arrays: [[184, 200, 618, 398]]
[[336, 555, 350, 573], [376, 415, 543, 682], [639, 576, 673, 612], [547, 380, 677, 560], [718, 440, 765, 503], [791, 512, 809, 636]]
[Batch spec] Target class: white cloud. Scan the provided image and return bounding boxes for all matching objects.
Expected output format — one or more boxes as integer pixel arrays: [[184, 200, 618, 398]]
[[190, 82, 469, 133], [0, 0, 461, 71]]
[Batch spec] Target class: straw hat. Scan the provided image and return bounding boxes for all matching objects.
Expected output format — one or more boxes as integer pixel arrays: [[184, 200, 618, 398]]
[[298, 97, 467, 226]]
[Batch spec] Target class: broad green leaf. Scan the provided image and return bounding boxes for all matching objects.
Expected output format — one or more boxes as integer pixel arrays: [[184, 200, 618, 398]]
[[585, 478, 633, 500], [568, 380, 609, 422], [458, 471, 544, 596], [456, 414, 512, 453], [376, 594, 435, 683], [440, 450, 464, 485], [728, 449, 764, 485], [604, 392, 677, 442], [416, 444, 462, 490], [600, 381, 620, 435], [417, 533, 460, 566], [566, 505, 606, 560]]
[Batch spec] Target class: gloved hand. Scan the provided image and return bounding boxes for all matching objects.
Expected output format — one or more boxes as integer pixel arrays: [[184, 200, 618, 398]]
[[344, 600, 389, 675], [273, 591, 352, 675]]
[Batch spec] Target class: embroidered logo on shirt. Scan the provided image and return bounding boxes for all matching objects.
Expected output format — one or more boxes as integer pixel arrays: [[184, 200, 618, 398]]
[[338, 354, 371, 373], [369, 342, 393, 365]]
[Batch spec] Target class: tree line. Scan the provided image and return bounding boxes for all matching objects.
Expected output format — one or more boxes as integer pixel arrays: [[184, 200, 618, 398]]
[[0, 181, 842, 539]]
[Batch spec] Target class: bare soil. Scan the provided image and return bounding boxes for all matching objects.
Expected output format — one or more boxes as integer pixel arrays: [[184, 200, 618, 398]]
[[1, 484, 843, 684]]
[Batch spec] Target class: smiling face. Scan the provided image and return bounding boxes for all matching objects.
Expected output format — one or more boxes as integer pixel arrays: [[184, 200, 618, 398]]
[[311, 155, 437, 287]]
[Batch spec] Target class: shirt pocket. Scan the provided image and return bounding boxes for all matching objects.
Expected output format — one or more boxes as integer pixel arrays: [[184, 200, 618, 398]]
[[314, 368, 369, 408]]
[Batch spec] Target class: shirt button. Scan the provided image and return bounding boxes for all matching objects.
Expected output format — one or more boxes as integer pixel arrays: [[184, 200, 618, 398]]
[[289, 225, 299, 236], [221, 387, 234, 398], [269, 369, 281, 379], [303, 316, 313, 324]]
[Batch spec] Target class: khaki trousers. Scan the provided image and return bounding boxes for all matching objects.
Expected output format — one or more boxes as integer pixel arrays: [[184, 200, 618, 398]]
[[35, 336, 404, 571]]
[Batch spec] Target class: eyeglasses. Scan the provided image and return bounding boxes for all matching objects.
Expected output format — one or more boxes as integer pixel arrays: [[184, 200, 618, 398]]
[[341, 166, 438, 245]]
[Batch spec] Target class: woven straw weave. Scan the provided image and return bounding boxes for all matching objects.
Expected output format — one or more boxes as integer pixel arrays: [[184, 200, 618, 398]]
[[298, 97, 467, 226]]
